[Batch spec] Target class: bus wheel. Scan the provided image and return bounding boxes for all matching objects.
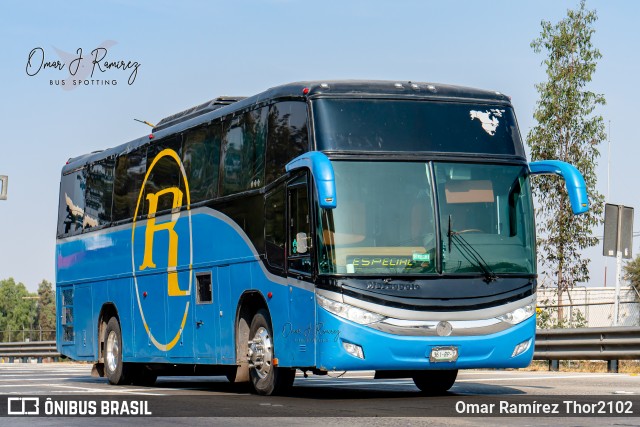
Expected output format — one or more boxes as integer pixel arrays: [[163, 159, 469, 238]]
[[104, 317, 129, 385], [412, 370, 458, 395], [247, 309, 295, 395]]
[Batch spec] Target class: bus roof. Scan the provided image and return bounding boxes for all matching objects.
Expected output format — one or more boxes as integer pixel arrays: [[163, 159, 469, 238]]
[[62, 80, 511, 174]]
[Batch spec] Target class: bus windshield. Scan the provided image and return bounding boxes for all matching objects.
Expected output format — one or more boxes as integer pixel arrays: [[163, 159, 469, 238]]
[[313, 99, 525, 157], [317, 162, 535, 276]]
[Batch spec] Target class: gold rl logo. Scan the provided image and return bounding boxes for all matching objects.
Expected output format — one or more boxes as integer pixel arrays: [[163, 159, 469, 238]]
[[131, 148, 192, 351], [139, 187, 188, 296]]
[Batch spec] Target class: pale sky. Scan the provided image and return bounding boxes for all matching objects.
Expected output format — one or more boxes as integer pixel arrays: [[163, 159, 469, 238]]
[[0, 0, 638, 291]]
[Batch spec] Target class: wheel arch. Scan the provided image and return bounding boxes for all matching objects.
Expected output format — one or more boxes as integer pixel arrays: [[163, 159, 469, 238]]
[[97, 302, 120, 364]]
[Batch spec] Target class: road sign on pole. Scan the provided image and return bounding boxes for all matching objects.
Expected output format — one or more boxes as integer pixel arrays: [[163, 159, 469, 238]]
[[603, 203, 634, 259], [602, 203, 635, 326], [0, 175, 7, 200]]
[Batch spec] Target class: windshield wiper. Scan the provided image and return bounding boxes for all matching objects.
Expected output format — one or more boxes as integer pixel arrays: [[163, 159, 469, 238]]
[[447, 215, 497, 283]]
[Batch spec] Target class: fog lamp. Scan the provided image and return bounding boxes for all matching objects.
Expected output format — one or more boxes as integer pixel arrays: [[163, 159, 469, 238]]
[[512, 339, 532, 357], [342, 341, 365, 359]]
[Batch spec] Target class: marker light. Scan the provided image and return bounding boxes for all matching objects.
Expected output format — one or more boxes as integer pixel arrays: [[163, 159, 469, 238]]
[[302, 87, 310, 95], [317, 295, 385, 325], [149, 134, 154, 140], [498, 303, 535, 325]]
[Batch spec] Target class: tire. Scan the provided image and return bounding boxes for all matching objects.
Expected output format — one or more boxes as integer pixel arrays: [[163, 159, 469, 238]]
[[412, 369, 458, 395], [130, 365, 157, 386], [104, 317, 130, 385], [247, 309, 295, 395]]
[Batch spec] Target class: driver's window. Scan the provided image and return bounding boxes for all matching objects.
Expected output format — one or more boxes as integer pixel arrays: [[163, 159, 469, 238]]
[[288, 175, 312, 274]]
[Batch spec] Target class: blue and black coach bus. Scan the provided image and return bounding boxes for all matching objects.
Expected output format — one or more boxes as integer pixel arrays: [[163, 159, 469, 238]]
[[56, 81, 588, 395]]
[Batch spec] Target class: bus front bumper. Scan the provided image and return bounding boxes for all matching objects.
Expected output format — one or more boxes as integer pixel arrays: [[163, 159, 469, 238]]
[[316, 309, 536, 371]]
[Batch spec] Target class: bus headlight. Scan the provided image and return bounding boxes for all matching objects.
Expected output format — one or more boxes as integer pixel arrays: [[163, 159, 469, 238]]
[[317, 295, 386, 325], [497, 303, 535, 325]]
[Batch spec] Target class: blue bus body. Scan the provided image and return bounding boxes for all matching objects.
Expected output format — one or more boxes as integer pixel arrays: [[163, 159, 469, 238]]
[[57, 207, 537, 369], [56, 81, 587, 394]]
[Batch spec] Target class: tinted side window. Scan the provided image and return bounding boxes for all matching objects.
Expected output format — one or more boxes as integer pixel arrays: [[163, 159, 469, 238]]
[[112, 148, 147, 221], [266, 102, 308, 183], [265, 184, 286, 269], [247, 107, 267, 189], [183, 122, 222, 203], [57, 168, 87, 236], [221, 116, 244, 195], [144, 137, 183, 213], [84, 157, 115, 230], [221, 108, 267, 196]]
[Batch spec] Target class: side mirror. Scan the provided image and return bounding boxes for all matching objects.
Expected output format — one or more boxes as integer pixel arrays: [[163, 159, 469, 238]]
[[529, 160, 589, 215], [286, 152, 337, 209]]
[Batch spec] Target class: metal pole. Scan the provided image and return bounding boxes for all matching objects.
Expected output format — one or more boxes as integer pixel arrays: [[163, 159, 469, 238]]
[[607, 120, 611, 201], [614, 205, 623, 326], [605, 121, 611, 290]]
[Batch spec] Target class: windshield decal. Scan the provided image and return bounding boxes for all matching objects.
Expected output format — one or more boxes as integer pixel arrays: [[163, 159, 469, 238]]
[[470, 109, 505, 136]]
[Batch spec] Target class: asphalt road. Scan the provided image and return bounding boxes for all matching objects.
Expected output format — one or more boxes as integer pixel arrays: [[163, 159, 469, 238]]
[[1, 363, 639, 426]]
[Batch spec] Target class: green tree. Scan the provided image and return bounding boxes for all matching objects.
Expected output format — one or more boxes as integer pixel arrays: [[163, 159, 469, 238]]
[[36, 279, 56, 332], [527, 0, 606, 319], [624, 254, 640, 291], [0, 278, 37, 341]]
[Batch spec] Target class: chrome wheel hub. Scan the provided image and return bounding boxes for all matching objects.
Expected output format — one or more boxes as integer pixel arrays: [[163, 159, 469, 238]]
[[248, 327, 273, 379], [106, 330, 119, 373]]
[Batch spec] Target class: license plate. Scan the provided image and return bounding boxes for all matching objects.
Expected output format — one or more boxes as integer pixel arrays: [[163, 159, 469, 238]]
[[430, 346, 458, 362]]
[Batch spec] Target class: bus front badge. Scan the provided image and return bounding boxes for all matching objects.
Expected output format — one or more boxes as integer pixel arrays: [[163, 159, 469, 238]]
[[436, 321, 453, 337]]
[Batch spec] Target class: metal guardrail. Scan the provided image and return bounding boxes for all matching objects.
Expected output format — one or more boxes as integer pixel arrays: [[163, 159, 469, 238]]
[[534, 326, 640, 372], [0, 341, 60, 362], [0, 329, 56, 342]]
